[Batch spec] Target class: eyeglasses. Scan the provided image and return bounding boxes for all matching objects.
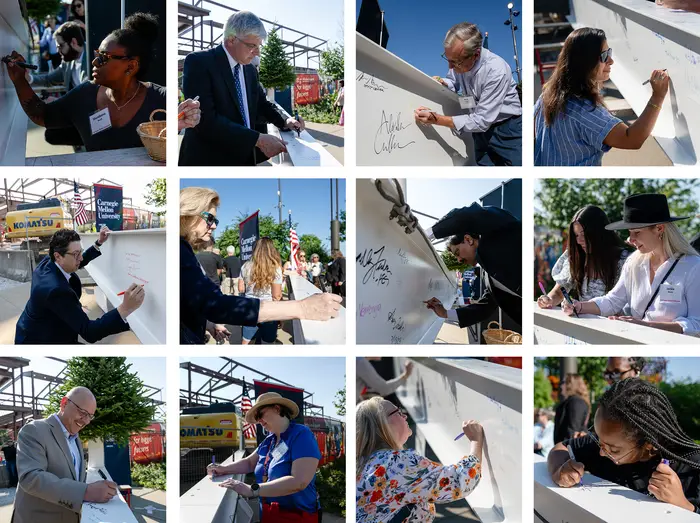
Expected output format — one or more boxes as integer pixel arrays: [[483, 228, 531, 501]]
[[93, 50, 133, 66], [200, 211, 219, 228], [441, 51, 473, 69], [599, 48, 613, 63], [67, 398, 95, 420], [234, 37, 261, 52], [63, 249, 82, 260], [587, 426, 638, 464], [387, 407, 408, 418]]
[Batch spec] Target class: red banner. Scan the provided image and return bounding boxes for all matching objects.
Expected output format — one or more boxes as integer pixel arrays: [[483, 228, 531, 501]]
[[130, 423, 165, 464], [294, 74, 320, 105]]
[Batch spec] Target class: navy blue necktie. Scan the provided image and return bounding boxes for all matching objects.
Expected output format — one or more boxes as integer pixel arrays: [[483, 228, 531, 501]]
[[233, 63, 249, 128], [69, 273, 82, 299]]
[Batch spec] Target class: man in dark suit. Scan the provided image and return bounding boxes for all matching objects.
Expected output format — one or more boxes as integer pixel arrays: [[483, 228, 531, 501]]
[[178, 10, 305, 166], [14, 227, 145, 344], [424, 202, 522, 332]]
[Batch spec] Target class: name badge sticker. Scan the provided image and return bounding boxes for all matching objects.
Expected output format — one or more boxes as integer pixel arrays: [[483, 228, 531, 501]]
[[89, 107, 112, 135], [271, 440, 289, 462], [459, 95, 476, 110], [659, 282, 682, 303]]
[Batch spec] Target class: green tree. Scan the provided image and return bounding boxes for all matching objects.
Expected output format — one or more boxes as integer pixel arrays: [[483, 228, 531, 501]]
[[46, 358, 156, 446], [299, 234, 330, 264], [339, 210, 346, 243], [319, 45, 344, 81], [216, 213, 295, 262], [441, 249, 469, 272], [534, 369, 554, 409], [0, 429, 12, 446], [259, 30, 296, 90], [26, 0, 61, 20], [333, 383, 346, 417], [144, 178, 167, 216], [659, 379, 700, 441]]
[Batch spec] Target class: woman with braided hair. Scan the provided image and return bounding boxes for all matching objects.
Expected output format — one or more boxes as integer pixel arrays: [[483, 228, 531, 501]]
[[548, 378, 700, 513]]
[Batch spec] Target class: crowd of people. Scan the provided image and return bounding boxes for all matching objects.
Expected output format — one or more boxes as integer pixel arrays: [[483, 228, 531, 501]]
[[537, 193, 700, 337]]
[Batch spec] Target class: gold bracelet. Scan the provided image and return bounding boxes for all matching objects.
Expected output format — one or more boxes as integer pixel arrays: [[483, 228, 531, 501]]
[[648, 102, 661, 111]]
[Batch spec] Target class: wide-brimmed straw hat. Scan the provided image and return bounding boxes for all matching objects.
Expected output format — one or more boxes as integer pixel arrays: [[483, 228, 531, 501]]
[[606, 194, 690, 230], [245, 392, 299, 424]]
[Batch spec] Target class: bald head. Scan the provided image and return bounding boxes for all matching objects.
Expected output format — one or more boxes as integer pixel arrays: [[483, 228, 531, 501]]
[[60, 386, 96, 435], [67, 386, 96, 405]]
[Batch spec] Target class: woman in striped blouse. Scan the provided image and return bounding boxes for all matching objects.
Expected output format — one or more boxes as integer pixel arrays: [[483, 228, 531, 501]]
[[534, 27, 669, 166]]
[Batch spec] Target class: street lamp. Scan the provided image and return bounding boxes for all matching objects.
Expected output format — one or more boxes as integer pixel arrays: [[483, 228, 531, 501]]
[[504, 3, 521, 85]]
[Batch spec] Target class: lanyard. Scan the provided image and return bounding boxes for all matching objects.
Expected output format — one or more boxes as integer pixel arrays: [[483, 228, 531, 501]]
[[262, 436, 278, 483], [643, 255, 683, 318]]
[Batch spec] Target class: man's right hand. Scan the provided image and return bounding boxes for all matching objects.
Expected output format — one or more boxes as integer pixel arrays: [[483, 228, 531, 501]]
[[299, 293, 342, 321], [4, 51, 29, 84], [84, 480, 117, 503], [432, 76, 448, 87], [423, 297, 448, 318], [554, 459, 585, 488], [256, 134, 287, 158], [117, 284, 145, 319]]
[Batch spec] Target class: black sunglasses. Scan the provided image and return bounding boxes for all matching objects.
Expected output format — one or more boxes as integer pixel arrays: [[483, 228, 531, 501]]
[[600, 48, 613, 63], [93, 50, 133, 67], [200, 211, 219, 227]]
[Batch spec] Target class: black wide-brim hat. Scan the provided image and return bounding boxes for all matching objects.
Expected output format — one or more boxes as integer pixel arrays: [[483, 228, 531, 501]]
[[606, 193, 690, 230]]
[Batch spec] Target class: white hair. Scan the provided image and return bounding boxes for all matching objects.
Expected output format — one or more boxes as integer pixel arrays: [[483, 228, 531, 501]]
[[443, 22, 483, 56], [227, 245, 235, 255], [224, 11, 266, 41]]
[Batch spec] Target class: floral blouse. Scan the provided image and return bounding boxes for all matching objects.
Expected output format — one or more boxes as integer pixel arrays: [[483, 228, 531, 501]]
[[552, 249, 630, 302], [356, 449, 481, 522]]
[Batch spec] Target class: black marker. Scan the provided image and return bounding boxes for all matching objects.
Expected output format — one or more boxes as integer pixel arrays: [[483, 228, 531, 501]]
[[1, 56, 38, 70], [560, 288, 580, 318], [98, 469, 107, 480], [294, 110, 301, 138]]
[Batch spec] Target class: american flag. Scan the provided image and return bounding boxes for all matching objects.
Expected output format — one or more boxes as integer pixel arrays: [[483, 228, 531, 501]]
[[72, 181, 89, 226], [289, 228, 300, 271], [240, 382, 256, 440]]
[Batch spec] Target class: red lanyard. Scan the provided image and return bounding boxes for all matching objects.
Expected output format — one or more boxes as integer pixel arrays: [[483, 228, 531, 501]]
[[262, 436, 278, 483]]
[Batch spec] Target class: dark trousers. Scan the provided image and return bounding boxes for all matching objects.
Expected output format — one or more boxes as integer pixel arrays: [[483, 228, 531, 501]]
[[6, 460, 17, 486], [473, 114, 522, 166]]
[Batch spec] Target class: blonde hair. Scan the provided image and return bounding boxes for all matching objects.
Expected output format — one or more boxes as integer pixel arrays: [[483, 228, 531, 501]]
[[356, 397, 402, 477], [564, 373, 591, 410], [249, 238, 282, 292], [180, 187, 220, 250]]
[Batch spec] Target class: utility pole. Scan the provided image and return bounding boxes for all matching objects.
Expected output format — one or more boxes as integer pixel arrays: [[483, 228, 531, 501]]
[[276, 179, 283, 224], [330, 179, 340, 252], [505, 3, 521, 85]]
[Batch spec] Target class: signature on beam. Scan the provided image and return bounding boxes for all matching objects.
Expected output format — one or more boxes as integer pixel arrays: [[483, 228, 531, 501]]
[[356, 246, 392, 286], [356, 72, 387, 92], [374, 110, 416, 155]]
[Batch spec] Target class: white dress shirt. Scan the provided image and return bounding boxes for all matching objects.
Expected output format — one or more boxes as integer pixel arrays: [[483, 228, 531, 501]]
[[443, 48, 522, 133], [591, 253, 700, 334], [222, 44, 251, 128], [53, 414, 81, 479]]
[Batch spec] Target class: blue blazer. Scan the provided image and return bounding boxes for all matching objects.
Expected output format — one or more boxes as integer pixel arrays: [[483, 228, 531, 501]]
[[14, 246, 130, 344], [180, 238, 260, 344], [178, 45, 288, 166]]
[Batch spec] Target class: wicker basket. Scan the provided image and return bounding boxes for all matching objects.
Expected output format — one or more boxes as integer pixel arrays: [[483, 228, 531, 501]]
[[137, 109, 166, 162], [483, 321, 522, 345]]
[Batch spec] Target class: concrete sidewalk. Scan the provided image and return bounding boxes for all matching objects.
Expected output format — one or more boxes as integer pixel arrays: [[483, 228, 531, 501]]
[[0, 281, 139, 344], [305, 121, 345, 165]]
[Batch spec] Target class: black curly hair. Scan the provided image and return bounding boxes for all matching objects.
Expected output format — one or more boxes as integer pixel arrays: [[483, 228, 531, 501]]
[[598, 378, 700, 469], [109, 12, 159, 80]]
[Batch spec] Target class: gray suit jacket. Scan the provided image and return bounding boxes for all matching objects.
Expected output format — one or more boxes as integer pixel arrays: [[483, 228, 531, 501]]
[[12, 416, 88, 523], [31, 52, 89, 91]]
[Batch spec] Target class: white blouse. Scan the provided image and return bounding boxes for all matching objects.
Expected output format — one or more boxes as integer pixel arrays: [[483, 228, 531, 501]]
[[590, 254, 700, 334]]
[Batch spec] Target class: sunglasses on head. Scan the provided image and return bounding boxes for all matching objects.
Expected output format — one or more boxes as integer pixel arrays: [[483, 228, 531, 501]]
[[200, 211, 219, 227], [93, 50, 133, 67], [599, 48, 613, 63]]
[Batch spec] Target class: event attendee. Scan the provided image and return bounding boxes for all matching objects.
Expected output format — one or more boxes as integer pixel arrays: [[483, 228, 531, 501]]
[[180, 187, 342, 344], [604, 357, 644, 384], [554, 374, 590, 445], [326, 250, 346, 297], [15, 227, 145, 344], [13, 387, 118, 523], [28, 21, 88, 92], [416, 22, 522, 166], [356, 357, 413, 402], [534, 408, 555, 458], [563, 194, 700, 335], [3, 13, 166, 152], [41, 16, 61, 69], [238, 238, 283, 345], [538, 205, 632, 309], [308, 253, 323, 288], [178, 98, 201, 132], [356, 397, 483, 522], [1, 440, 18, 487], [69, 0, 86, 31], [548, 378, 700, 512], [179, 10, 305, 166], [208, 392, 321, 521], [336, 79, 345, 126], [196, 241, 223, 285], [424, 203, 522, 332], [221, 245, 242, 295], [297, 250, 309, 277], [535, 28, 669, 166]]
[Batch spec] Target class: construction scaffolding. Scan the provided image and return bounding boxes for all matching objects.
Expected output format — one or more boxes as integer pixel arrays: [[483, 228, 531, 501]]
[[177, 1, 328, 72]]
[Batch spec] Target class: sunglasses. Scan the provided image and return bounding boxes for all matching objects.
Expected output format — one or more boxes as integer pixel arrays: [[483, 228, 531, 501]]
[[387, 407, 408, 418], [67, 398, 95, 420], [200, 211, 219, 227], [254, 406, 275, 422], [93, 50, 133, 67], [603, 369, 633, 382], [599, 48, 613, 63]]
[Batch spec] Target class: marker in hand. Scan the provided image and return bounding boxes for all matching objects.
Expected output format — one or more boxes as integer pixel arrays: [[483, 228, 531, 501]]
[[567, 445, 583, 486], [117, 284, 145, 296], [98, 469, 107, 480], [1, 56, 38, 70], [454, 432, 466, 441], [538, 281, 547, 295], [642, 69, 667, 85], [178, 95, 200, 119], [294, 110, 301, 137], [560, 288, 580, 318]]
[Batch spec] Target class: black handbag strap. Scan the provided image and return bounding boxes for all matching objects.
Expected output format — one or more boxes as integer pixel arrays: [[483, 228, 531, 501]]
[[643, 255, 683, 318]]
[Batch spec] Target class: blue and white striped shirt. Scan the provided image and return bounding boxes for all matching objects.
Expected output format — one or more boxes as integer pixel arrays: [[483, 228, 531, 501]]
[[534, 95, 622, 166]]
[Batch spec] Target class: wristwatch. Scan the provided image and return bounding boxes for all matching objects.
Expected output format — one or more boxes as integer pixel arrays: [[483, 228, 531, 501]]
[[94, 240, 102, 248], [250, 483, 260, 498]]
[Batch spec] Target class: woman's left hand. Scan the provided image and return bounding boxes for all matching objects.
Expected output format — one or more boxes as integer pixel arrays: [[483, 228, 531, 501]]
[[219, 478, 253, 497], [178, 98, 201, 131], [609, 315, 646, 326], [649, 462, 694, 510]]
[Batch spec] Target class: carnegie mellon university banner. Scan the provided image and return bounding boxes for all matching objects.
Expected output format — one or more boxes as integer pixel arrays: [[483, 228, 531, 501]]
[[239, 211, 260, 263], [94, 184, 123, 231]]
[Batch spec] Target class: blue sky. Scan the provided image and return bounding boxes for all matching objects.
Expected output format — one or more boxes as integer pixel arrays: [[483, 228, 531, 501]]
[[181, 179, 346, 252], [356, 0, 522, 78], [181, 357, 346, 421], [666, 358, 700, 382]]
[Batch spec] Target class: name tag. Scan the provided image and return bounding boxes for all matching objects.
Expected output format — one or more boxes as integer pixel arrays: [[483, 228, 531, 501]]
[[459, 95, 476, 110], [271, 440, 288, 462], [659, 282, 682, 303], [89, 107, 112, 135]]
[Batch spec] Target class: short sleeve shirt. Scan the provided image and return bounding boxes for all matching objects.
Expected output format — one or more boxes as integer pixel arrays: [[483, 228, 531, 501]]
[[254, 422, 321, 513], [241, 262, 283, 301], [534, 95, 622, 166]]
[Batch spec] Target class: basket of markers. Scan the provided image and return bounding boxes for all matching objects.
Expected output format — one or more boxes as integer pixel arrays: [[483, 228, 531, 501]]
[[137, 109, 167, 162], [483, 321, 522, 345]]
